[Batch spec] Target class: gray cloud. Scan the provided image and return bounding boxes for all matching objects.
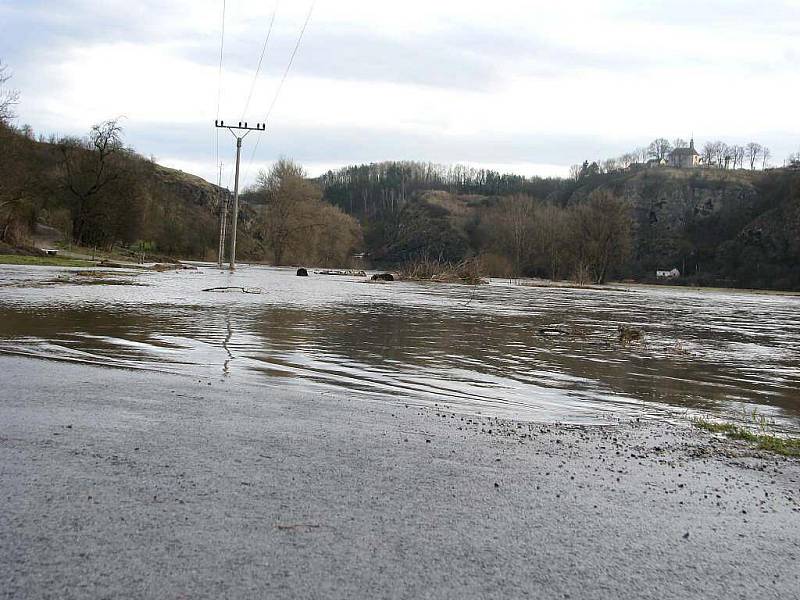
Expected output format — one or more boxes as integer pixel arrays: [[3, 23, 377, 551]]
[[175, 27, 503, 92], [4, 0, 798, 187], [6, 0, 795, 101]]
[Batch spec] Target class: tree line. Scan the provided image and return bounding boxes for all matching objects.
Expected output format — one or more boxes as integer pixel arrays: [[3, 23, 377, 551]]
[[571, 137, 777, 179], [318, 161, 567, 219], [472, 191, 632, 283], [316, 157, 800, 290]]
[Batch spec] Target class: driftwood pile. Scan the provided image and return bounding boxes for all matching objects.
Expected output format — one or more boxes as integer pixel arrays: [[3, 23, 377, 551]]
[[201, 286, 263, 294]]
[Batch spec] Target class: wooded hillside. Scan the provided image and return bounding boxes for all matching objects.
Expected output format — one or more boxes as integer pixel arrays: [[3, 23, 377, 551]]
[[317, 161, 800, 290], [0, 121, 251, 260], [4, 120, 799, 289]]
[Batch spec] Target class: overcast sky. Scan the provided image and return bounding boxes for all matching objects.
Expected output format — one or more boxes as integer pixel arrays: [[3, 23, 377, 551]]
[[1, 0, 798, 187]]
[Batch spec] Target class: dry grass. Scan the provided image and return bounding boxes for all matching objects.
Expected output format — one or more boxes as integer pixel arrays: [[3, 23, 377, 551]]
[[398, 257, 486, 285]]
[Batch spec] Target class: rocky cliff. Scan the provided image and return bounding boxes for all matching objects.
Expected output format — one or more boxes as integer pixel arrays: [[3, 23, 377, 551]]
[[566, 167, 800, 287]]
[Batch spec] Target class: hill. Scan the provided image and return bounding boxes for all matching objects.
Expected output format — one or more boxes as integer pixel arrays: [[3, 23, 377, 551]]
[[561, 167, 800, 288], [318, 161, 800, 290], [0, 122, 258, 261]]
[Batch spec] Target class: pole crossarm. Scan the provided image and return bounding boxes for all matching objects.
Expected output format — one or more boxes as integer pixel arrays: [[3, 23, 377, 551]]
[[214, 120, 265, 271], [215, 120, 266, 132]]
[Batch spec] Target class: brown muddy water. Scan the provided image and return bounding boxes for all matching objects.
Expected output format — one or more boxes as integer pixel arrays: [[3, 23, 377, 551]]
[[0, 264, 798, 432]]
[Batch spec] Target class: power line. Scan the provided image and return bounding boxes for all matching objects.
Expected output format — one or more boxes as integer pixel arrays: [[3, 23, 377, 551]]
[[265, 0, 315, 125], [215, 0, 226, 123], [241, 1, 279, 122], [215, 0, 227, 183], [242, 0, 316, 185]]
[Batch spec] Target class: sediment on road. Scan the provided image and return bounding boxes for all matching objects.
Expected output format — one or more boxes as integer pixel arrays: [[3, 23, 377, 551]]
[[1, 356, 798, 600]]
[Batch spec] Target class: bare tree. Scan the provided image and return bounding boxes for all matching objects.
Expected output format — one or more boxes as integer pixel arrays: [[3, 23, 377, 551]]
[[533, 204, 569, 280], [257, 158, 335, 265], [568, 164, 581, 181], [647, 138, 673, 161], [761, 147, 771, 169], [0, 60, 20, 123], [570, 190, 632, 284], [618, 152, 637, 169], [702, 142, 716, 167], [673, 138, 688, 149], [601, 158, 618, 173], [705, 141, 728, 168], [58, 119, 126, 245], [745, 142, 762, 170], [728, 144, 747, 169], [490, 195, 536, 276]]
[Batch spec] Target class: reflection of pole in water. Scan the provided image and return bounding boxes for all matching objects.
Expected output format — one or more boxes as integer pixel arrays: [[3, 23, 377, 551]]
[[216, 161, 226, 269], [222, 311, 234, 376]]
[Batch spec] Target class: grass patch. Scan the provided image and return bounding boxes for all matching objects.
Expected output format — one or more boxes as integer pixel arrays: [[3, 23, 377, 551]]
[[0, 254, 97, 268], [399, 257, 487, 285], [693, 418, 800, 457]]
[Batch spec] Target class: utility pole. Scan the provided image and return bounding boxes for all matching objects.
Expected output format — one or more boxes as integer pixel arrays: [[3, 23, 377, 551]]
[[216, 161, 226, 269], [214, 120, 265, 271]]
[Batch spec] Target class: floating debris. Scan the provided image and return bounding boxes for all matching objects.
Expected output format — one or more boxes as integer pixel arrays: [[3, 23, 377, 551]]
[[538, 327, 567, 337], [371, 273, 395, 282], [97, 260, 196, 272], [152, 262, 197, 272], [618, 325, 644, 345], [201, 286, 263, 294], [315, 269, 367, 277]]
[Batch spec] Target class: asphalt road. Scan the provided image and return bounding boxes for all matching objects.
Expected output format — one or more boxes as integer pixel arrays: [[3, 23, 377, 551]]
[[1, 356, 798, 599]]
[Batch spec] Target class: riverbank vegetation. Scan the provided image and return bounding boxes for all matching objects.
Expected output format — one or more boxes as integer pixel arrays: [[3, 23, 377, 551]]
[[693, 417, 800, 458], [398, 256, 485, 285]]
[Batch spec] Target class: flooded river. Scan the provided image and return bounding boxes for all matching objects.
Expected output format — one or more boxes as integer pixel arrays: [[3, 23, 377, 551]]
[[1, 264, 798, 431]]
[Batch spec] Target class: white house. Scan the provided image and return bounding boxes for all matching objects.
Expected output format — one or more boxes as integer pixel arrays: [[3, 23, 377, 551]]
[[668, 139, 702, 168], [656, 268, 681, 278]]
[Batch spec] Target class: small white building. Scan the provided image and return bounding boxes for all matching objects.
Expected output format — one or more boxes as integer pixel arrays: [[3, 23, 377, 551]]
[[656, 268, 681, 279], [646, 158, 668, 168], [668, 139, 702, 168]]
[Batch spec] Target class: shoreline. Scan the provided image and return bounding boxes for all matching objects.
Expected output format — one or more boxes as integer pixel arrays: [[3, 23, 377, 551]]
[[2, 256, 800, 297], [1, 355, 798, 599], [508, 276, 800, 297]]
